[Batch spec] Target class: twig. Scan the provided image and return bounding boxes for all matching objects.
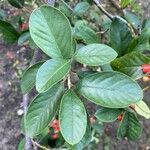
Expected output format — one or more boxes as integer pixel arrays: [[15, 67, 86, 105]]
[[93, 0, 114, 21], [67, 74, 71, 89]]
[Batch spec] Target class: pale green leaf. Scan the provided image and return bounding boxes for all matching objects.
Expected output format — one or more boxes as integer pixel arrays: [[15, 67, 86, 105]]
[[59, 90, 87, 145]]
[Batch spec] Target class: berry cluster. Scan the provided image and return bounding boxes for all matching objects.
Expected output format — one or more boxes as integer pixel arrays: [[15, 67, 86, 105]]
[[50, 119, 60, 140]]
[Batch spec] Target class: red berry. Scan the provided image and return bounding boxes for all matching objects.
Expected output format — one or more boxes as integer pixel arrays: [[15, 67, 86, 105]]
[[52, 134, 58, 140], [53, 126, 60, 133], [117, 115, 123, 122], [51, 119, 59, 128], [20, 23, 28, 31], [142, 64, 150, 74]]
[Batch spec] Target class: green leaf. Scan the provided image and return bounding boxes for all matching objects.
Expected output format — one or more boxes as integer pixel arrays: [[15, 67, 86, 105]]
[[8, 0, 24, 8], [29, 6, 73, 59], [24, 83, 64, 137], [135, 101, 150, 119], [120, 0, 133, 8], [110, 17, 132, 56], [74, 44, 117, 66], [95, 107, 123, 122], [124, 11, 140, 30], [132, 28, 150, 52], [18, 138, 25, 150], [117, 111, 142, 140], [36, 59, 71, 93], [21, 62, 44, 94], [143, 18, 150, 29], [18, 32, 30, 46], [0, 20, 20, 43], [59, 90, 87, 145], [77, 71, 143, 108], [111, 51, 150, 79], [74, 20, 100, 44], [72, 121, 91, 150], [74, 2, 90, 16]]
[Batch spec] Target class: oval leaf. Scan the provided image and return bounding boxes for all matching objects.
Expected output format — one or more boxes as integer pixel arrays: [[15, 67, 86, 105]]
[[29, 6, 73, 58], [24, 83, 64, 137], [74, 44, 117, 66], [74, 20, 100, 44], [74, 2, 90, 16], [111, 51, 150, 79], [21, 62, 43, 94], [135, 101, 150, 119], [36, 59, 71, 93], [8, 0, 24, 8], [110, 17, 132, 56], [0, 20, 20, 43], [117, 111, 142, 140], [59, 90, 87, 145], [95, 107, 123, 122], [78, 71, 143, 108]]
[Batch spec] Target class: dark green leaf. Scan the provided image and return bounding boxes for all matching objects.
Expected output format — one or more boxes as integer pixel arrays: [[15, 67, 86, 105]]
[[74, 20, 100, 44], [132, 28, 150, 52], [78, 71, 143, 108], [21, 62, 44, 94], [74, 44, 117, 66], [29, 6, 73, 58], [0, 20, 20, 43], [74, 2, 90, 16], [36, 59, 71, 93], [59, 90, 87, 145], [95, 107, 123, 122], [24, 83, 64, 137], [8, 0, 24, 8], [111, 51, 150, 79], [117, 111, 142, 140], [110, 17, 133, 56]]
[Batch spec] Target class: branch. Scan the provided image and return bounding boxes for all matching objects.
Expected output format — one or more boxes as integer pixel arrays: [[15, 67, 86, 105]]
[[93, 0, 114, 20], [31, 139, 51, 150]]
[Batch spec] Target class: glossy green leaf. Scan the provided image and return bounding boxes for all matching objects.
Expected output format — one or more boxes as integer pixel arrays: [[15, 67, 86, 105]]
[[111, 51, 150, 79], [21, 62, 43, 94], [78, 71, 143, 108], [95, 108, 123, 122], [74, 2, 90, 15], [143, 18, 150, 29], [8, 0, 24, 8], [74, 20, 100, 44], [74, 44, 117, 66], [29, 6, 73, 58], [110, 17, 132, 56], [0, 20, 20, 43], [72, 121, 91, 150], [117, 111, 142, 140], [135, 101, 150, 119], [59, 90, 87, 145], [24, 83, 64, 137], [36, 59, 71, 93]]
